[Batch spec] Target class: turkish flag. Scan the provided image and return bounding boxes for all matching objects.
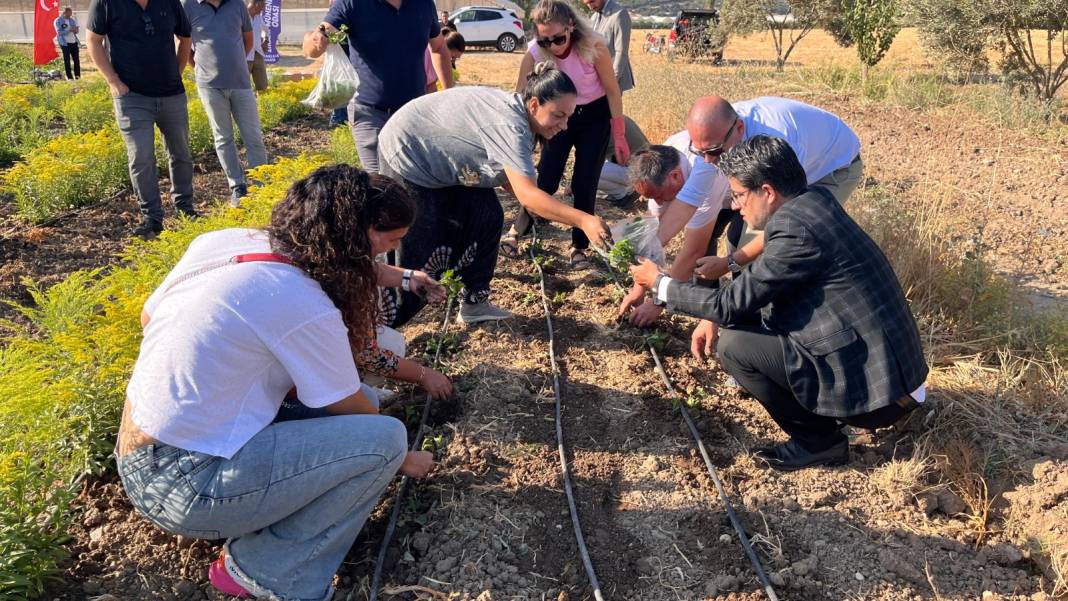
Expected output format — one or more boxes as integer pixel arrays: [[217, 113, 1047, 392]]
[[33, 0, 59, 65]]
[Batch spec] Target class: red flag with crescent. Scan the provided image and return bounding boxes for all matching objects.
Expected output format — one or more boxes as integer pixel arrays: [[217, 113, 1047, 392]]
[[33, 0, 60, 65]]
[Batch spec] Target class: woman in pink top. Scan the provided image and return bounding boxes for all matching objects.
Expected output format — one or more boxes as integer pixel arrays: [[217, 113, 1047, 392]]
[[501, 0, 628, 270]]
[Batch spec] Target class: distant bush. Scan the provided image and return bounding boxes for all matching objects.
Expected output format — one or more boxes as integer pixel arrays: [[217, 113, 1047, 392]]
[[0, 43, 61, 83]]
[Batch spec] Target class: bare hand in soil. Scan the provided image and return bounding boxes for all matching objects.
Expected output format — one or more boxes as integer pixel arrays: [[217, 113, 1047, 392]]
[[691, 319, 719, 361], [420, 368, 452, 400], [400, 451, 434, 478], [694, 255, 729, 280], [617, 284, 645, 319], [629, 257, 660, 289], [629, 300, 663, 328]]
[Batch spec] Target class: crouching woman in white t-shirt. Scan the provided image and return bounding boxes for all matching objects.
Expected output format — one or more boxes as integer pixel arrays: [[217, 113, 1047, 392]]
[[115, 165, 447, 601]]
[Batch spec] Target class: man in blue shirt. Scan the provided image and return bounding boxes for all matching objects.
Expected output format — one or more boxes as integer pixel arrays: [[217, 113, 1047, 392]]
[[54, 7, 81, 79], [302, 0, 454, 172]]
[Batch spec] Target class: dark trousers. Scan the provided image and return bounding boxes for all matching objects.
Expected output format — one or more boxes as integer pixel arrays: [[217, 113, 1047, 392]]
[[514, 95, 611, 250], [383, 183, 503, 327], [60, 42, 80, 79], [696, 208, 746, 289], [716, 325, 909, 453]]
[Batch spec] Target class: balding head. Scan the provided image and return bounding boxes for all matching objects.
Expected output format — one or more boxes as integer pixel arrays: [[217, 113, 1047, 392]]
[[686, 96, 744, 164]]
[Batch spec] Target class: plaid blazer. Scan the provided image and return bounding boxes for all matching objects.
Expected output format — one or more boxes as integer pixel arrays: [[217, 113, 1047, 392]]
[[664, 187, 929, 417]]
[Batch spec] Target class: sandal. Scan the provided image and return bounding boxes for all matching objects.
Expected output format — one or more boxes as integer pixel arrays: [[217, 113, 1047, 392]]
[[570, 248, 594, 271], [499, 230, 520, 259]]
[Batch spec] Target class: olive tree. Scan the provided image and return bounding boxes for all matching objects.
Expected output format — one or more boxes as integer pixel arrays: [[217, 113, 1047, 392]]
[[908, 0, 1068, 102], [719, 0, 836, 71], [842, 0, 901, 80]]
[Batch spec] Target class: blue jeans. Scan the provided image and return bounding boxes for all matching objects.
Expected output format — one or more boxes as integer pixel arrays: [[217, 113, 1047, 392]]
[[112, 92, 195, 222], [116, 386, 407, 601], [197, 87, 269, 190]]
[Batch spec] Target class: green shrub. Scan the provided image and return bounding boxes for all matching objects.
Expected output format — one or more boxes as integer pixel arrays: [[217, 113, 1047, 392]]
[[3, 129, 129, 223], [0, 153, 330, 598], [259, 78, 316, 130], [0, 43, 61, 83], [59, 82, 114, 134], [0, 86, 56, 163], [329, 124, 360, 166]]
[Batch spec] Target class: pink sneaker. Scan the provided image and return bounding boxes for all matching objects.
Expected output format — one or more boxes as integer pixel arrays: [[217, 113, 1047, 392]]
[[208, 555, 252, 598]]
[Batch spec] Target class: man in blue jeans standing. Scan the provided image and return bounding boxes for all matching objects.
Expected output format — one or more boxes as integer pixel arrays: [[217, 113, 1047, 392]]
[[86, 0, 196, 239], [183, 0, 269, 208]]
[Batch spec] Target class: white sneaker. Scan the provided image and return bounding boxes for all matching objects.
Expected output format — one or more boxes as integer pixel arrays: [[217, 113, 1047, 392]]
[[457, 301, 512, 324]]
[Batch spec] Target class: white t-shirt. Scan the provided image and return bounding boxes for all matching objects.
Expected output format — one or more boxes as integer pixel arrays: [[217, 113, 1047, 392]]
[[247, 13, 265, 60], [735, 97, 861, 183], [127, 229, 361, 459], [647, 130, 731, 230]]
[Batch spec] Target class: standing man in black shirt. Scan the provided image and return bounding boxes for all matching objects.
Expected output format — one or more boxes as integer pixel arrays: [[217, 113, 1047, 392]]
[[86, 0, 196, 239]]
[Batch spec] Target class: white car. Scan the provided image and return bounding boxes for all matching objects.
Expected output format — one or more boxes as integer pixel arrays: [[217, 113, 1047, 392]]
[[447, 6, 526, 53]]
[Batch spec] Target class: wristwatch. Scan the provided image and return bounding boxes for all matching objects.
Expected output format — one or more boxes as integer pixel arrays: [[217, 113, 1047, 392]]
[[726, 253, 743, 274], [651, 274, 667, 307], [401, 269, 413, 292]]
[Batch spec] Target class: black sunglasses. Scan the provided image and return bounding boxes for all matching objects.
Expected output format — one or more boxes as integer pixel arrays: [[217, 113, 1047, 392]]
[[689, 120, 738, 160], [142, 13, 155, 37], [536, 31, 569, 48]]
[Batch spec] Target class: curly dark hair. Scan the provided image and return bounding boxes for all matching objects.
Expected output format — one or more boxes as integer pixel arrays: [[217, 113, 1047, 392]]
[[267, 164, 415, 351]]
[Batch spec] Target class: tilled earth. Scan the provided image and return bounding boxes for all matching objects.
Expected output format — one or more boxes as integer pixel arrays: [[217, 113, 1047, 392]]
[[40, 195, 1065, 601]]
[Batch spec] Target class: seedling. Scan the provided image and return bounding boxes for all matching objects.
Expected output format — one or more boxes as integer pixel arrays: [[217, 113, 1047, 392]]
[[424, 331, 463, 360], [643, 330, 670, 353], [325, 24, 350, 44], [608, 239, 637, 275], [520, 291, 538, 306], [439, 269, 464, 300], [421, 433, 445, 453], [533, 254, 555, 270], [551, 291, 568, 308]]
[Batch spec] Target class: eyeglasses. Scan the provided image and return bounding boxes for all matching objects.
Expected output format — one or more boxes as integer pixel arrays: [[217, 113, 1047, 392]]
[[536, 31, 569, 48], [688, 120, 738, 160], [141, 13, 155, 37]]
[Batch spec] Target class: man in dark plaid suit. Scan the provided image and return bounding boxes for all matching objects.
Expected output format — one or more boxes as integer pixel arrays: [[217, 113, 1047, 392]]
[[631, 136, 928, 471]]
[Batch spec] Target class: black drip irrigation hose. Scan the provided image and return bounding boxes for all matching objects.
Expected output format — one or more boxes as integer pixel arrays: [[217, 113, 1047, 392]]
[[602, 266, 780, 601], [529, 224, 606, 601], [367, 297, 456, 601]]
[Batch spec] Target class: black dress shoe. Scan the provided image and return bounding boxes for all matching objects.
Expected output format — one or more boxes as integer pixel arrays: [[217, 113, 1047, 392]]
[[132, 219, 163, 240], [753, 439, 849, 472]]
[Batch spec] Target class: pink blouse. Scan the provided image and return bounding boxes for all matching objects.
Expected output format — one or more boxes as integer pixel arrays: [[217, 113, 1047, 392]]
[[527, 41, 606, 106]]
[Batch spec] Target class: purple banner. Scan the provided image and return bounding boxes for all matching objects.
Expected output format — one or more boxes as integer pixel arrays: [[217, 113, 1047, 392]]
[[264, 0, 282, 65]]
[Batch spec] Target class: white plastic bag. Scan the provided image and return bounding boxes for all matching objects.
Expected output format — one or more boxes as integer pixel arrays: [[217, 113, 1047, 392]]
[[612, 216, 666, 266], [607, 216, 666, 267], [303, 43, 359, 110]]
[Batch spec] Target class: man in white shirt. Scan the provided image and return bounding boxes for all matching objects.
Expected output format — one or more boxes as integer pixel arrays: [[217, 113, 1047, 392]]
[[620, 96, 864, 336], [54, 6, 81, 79], [246, 0, 268, 91]]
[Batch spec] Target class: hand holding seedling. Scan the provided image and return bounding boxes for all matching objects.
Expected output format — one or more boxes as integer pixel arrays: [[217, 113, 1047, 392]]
[[690, 319, 719, 361], [628, 301, 664, 328], [629, 257, 661, 289], [420, 367, 452, 399], [580, 215, 614, 251], [411, 271, 447, 303], [400, 450, 434, 478]]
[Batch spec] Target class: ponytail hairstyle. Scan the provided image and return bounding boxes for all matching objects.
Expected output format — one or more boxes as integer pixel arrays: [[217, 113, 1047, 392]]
[[442, 28, 466, 53], [267, 164, 415, 351], [522, 60, 577, 105], [529, 0, 604, 65]]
